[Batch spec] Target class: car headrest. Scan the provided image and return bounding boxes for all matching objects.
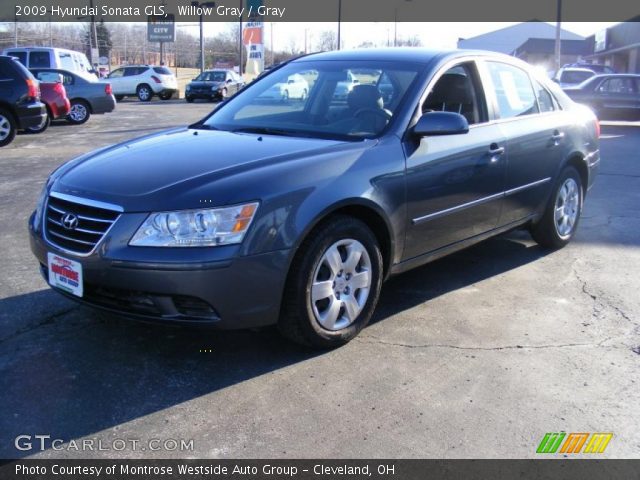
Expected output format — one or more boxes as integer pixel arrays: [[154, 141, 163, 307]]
[[348, 84, 384, 110], [429, 73, 473, 105]]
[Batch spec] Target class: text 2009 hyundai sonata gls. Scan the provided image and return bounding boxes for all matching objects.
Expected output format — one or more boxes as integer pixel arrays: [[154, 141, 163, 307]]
[[29, 49, 600, 348]]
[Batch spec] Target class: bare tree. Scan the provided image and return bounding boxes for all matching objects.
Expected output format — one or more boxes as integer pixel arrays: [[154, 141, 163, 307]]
[[315, 30, 337, 52], [396, 35, 422, 47]]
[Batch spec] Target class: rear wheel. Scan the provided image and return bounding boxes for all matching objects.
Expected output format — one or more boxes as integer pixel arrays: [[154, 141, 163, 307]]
[[530, 166, 583, 249], [137, 84, 153, 102], [279, 216, 383, 348], [67, 100, 90, 124], [0, 108, 17, 147]]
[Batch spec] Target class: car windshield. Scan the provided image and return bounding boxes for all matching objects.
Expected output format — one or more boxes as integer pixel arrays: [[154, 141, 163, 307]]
[[198, 71, 226, 82], [201, 60, 421, 140]]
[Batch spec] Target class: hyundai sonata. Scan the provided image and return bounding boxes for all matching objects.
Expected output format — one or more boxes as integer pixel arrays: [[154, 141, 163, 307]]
[[29, 49, 600, 347]]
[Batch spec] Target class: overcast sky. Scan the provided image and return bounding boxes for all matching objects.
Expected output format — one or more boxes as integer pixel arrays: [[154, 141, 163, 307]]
[[196, 21, 618, 52]]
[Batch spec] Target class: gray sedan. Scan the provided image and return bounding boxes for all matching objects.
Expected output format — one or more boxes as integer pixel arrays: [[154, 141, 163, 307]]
[[29, 49, 600, 348], [31, 68, 116, 124]]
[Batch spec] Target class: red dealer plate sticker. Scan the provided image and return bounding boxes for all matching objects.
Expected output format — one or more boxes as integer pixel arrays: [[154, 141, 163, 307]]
[[48, 252, 83, 297]]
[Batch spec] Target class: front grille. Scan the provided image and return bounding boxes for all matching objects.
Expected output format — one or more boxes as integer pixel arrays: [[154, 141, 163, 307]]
[[44, 195, 120, 255]]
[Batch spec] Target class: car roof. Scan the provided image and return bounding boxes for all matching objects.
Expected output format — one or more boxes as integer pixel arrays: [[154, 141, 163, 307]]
[[589, 73, 640, 79], [293, 48, 516, 65]]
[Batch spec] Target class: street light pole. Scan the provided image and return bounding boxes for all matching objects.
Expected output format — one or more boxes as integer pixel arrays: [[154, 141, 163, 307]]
[[238, 0, 243, 74], [192, 1, 215, 73]]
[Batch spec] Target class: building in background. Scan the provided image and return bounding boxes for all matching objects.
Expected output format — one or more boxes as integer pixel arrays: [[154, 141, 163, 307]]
[[458, 22, 585, 73], [584, 18, 640, 73]]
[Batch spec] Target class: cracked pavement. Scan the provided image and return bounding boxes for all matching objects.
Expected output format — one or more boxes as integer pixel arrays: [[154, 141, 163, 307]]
[[0, 102, 638, 459]]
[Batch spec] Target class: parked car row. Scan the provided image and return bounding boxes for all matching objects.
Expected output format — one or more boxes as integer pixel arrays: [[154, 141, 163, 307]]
[[0, 54, 116, 147], [185, 69, 244, 102]]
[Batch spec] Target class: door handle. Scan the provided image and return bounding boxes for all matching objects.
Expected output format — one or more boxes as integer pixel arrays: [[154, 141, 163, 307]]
[[488, 143, 505, 156], [551, 130, 565, 142]]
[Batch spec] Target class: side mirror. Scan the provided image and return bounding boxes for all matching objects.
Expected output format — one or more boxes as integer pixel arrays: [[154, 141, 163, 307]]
[[412, 111, 469, 137], [227, 78, 233, 83]]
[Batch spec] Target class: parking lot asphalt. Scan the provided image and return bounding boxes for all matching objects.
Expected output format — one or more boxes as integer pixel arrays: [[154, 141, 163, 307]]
[[0, 99, 639, 459]]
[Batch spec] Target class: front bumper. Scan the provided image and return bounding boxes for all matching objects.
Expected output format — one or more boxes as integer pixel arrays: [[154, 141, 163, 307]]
[[29, 211, 290, 329]]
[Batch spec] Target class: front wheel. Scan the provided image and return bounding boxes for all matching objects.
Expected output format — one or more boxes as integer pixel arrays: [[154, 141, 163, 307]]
[[279, 216, 383, 348], [530, 166, 583, 249]]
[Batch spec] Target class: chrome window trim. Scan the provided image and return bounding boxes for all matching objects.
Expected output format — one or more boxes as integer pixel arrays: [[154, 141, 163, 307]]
[[412, 177, 551, 225]]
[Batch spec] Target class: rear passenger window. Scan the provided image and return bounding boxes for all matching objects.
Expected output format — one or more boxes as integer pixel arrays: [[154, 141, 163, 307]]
[[153, 67, 172, 75], [533, 80, 555, 113], [29, 51, 51, 68], [486, 62, 539, 119]]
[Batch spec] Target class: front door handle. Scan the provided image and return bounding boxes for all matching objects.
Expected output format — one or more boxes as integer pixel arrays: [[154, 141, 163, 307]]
[[488, 143, 505, 156], [551, 130, 565, 142]]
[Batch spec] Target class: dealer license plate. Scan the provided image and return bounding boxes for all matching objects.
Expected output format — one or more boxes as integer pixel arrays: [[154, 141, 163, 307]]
[[47, 252, 83, 297]]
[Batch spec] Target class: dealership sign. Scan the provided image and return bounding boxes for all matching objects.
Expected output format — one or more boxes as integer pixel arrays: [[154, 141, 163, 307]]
[[148, 14, 175, 42]]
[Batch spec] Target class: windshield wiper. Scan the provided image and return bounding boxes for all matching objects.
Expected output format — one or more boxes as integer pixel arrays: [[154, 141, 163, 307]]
[[230, 126, 301, 137]]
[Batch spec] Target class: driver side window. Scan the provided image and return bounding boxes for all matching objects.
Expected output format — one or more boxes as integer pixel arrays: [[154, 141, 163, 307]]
[[422, 63, 487, 125]]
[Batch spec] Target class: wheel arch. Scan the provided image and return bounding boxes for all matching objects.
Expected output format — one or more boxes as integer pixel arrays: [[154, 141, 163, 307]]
[[286, 198, 396, 281], [563, 151, 589, 195], [70, 97, 92, 113]]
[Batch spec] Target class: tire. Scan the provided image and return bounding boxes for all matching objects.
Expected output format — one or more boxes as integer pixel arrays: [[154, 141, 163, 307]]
[[185, 96, 194, 103], [282, 90, 289, 102], [67, 100, 90, 124], [220, 88, 227, 100], [0, 108, 17, 147], [279, 215, 383, 348], [137, 84, 153, 102], [530, 166, 583, 249], [114, 95, 124, 102], [26, 110, 50, 134], [159, 91, 173, 101]]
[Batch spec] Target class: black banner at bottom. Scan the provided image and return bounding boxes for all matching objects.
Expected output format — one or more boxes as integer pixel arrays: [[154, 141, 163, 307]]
[[1, 459, 640, 480]]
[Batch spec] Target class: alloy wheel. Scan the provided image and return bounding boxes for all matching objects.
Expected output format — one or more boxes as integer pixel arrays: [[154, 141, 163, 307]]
[[69, 103, 87, 122], [554, 177, 580, 239], [310, 239, 372, 331]]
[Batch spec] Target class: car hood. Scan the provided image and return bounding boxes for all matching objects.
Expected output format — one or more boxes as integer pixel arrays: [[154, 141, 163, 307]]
[[188, 81, 224, 88], [53, 128, 360, 211]]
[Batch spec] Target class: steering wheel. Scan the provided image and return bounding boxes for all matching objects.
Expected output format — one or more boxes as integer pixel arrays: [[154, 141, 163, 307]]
[[354, 108, 392, 121]]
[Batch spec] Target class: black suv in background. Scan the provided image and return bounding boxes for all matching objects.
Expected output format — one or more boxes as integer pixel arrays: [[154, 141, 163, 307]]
[[0, 55, 46, 147]]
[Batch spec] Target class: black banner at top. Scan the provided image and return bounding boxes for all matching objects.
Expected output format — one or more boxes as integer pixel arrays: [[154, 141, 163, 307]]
[[0, 0, 639, 22]]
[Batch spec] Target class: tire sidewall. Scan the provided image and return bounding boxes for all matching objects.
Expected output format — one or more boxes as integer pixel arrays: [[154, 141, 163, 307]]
[[294, 218, 382, 347]]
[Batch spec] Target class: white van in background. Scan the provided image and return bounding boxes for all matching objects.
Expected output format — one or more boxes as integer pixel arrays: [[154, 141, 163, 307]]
[[1, 47, 96, 81]]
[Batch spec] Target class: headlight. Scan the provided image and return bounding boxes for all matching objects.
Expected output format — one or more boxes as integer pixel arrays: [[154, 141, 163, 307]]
[[129, 202, 259, 247]]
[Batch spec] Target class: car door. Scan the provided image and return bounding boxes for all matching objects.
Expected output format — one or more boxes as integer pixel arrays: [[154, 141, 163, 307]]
[[595, 77, 638, 113], [107, 68, 126, 94], [481, 60, 564, 226], [403, 61, 507, 259]]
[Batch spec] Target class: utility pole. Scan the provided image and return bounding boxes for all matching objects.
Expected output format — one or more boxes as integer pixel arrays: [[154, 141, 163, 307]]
[[238, 0, 243, 74], [337, 0, 341, 50], [555, 0, 563, 72]]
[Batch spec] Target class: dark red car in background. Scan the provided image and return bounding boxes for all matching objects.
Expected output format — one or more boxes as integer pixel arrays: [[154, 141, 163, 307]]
[[27, 79, 70, 133]]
